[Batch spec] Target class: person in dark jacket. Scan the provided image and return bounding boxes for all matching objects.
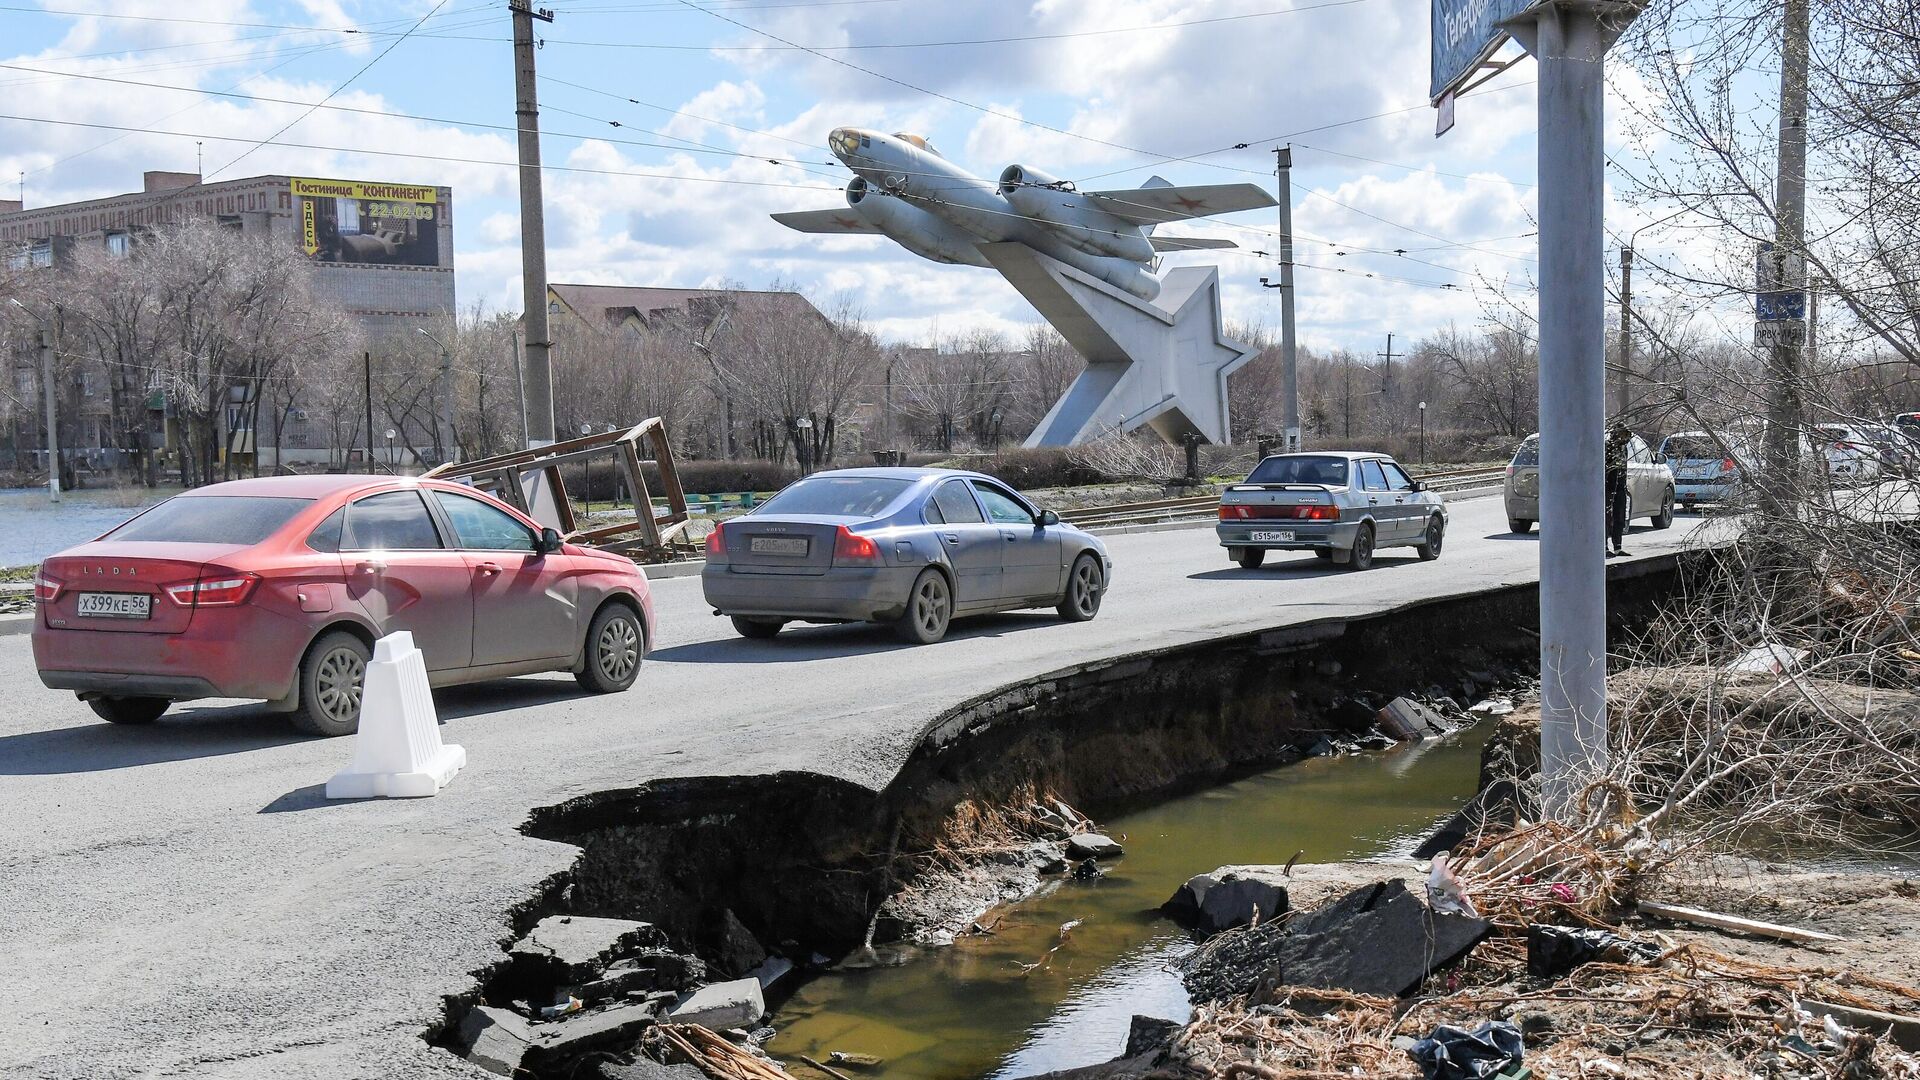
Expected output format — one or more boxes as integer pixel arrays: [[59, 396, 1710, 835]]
[[1605, 422, 1632, 557]]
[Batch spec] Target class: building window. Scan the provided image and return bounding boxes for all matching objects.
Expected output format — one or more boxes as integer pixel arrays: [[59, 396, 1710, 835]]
[[4, 250, 24, 271], [105, 231, 131, 258], [28, 240, 52, 268]]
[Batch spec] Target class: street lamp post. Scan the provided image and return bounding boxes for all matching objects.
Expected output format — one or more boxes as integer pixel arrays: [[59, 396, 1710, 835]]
[[384, 428, 396, 470], [580, 422, 592, 515], [1418, 401, 1428, 464], [415, 327, 455, 466]]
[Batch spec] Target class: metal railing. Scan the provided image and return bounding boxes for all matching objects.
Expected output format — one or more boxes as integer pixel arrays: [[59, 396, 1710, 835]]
[[1057, 466, 1508, 529]]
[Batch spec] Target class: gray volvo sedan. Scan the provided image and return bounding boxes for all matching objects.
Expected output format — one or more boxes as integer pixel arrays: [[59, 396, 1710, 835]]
[[702, 468, 1112, 643], [1216, 451, 1447, 570]]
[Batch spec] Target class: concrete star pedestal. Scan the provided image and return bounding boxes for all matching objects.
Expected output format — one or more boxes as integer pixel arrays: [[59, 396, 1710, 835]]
[[980, 242, 1258, 446]]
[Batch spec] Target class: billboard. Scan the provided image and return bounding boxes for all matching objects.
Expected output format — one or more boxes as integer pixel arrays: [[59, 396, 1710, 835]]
[[292, 177, 442, 267], [1431, 0, 1532, 101]]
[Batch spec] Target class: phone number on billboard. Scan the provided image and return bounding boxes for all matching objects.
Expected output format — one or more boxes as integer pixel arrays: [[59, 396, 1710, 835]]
[[367, 202, 435, 221]]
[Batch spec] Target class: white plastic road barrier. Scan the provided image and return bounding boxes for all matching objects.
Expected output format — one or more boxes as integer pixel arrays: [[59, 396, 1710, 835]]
[[325, 631, 465, 799]]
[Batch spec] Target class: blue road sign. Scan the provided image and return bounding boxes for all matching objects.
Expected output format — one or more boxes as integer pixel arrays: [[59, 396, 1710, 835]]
[[1432, 0, 1532, 100]]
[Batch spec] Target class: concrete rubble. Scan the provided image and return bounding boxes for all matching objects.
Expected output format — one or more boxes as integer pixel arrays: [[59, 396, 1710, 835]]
[[510, 916, 667, 987], [1184, 877, 1492, 1002], [1161, 866, 1291, 935], [666, 978, 767, 1030]]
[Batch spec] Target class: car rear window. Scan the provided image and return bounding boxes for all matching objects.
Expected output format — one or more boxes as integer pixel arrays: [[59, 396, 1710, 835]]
[[1247, 455, 1350, 486], [756, 476, 913, 517], [1510, 437, 1539, 467], [106, 495, 312, 545], [1662, 436, 1723, 460]]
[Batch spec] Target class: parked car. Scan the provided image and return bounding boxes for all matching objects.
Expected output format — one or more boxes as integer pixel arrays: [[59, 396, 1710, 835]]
[[1860, 423, 1915, 476], [1503, 431, 1675, 534], [1660, 430, 1748, 509], [1893, 412, 1920, 445], [1810, 423, 1882, 483], [33, 475, 654, 736], [1215, 452, 1447, 571], [701, 467, 1110, 644]]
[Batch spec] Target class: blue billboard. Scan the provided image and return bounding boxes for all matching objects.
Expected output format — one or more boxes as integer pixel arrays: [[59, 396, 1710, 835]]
[[1432, 0, 1532, 101]]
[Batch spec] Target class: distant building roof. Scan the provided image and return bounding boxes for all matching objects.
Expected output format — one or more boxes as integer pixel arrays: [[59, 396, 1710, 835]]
[[547, 283, 826, 332]]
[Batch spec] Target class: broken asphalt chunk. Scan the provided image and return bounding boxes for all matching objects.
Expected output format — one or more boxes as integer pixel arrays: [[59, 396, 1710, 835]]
[[667, 977, 766, 1030], [510, 916, 666, 988]]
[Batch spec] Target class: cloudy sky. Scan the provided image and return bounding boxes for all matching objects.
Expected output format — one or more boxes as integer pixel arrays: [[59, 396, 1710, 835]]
[[1, 0, 1684, 352]]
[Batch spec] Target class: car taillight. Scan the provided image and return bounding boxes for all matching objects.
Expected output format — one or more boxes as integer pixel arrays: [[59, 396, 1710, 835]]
[[1722, 458, 1736, 472], [1297, 505, 1338, 520], [1221, 504, 1337, 520], [33, 569, 60, 602], [1835, 441, 1856, 451], [833, 526, 882, 566], [165, 572, 260, 607], [704, 523, 726, 557]]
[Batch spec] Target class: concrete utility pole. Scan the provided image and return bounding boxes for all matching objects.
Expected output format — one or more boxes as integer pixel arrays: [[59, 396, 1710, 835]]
[[1503, 0, 1640, 821], [1616, 247, 1633, 418], [1377, 332, 1399, 400], [1275, 146, 1301, 451], [508, 332, 530, 447], [1764, 0, 1811, 496], [363, 351, 376, 470], [39, 325, 59, 502], [510, 0, 557, 446]]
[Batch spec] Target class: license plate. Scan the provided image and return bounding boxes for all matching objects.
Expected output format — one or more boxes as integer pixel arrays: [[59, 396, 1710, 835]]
[[77, 592, 151, 619], [749, 536, 809, 556], [1250, 530, 1296, 542]]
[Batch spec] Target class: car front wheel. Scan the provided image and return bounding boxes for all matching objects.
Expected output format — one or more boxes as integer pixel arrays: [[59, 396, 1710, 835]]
[[895, 568, 952, 644], [1057, 553, 1103, 622], [1415, 516, 1445, 561], [290, 631, 370, 737], [577, 604, 644, 694], [88, 695, 169, 725]]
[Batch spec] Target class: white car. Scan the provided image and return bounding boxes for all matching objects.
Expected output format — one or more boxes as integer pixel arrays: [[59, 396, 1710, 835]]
[[1810, 424, 1882, 483]]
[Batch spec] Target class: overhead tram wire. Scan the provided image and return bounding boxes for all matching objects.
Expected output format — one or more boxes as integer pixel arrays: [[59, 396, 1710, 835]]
[[0, 113, 850, 192]]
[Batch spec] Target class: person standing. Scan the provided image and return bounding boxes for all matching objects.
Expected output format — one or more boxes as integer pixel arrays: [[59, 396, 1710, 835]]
[[1605, 421, 1632, 557]]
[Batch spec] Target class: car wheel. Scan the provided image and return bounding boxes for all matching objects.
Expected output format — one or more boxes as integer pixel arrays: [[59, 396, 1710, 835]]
[[895, 568, 952, 644], [1653, 488, 1675, 530], [577, 604, 644, 694], [1347, 523, 1376, 571], [1509, 518, 1533, 534], [290, 631, 370, 737], [87, 695, 168, 725], [730, 616, 784, 640], [1057, 553, 1104, 622], [1415, 515, 1445, 561], [1235, 547, 1266, 570]]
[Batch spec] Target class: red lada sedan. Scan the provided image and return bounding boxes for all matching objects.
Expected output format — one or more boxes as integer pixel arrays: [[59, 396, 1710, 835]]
[[33, 475, 654, 736]]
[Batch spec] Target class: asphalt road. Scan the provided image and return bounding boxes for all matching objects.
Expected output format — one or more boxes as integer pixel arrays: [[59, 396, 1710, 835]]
[[0, 493, 1710, 1079]]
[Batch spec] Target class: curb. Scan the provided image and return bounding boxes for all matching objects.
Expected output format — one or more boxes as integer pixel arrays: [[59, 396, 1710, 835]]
[[643, 561, 707, 581]]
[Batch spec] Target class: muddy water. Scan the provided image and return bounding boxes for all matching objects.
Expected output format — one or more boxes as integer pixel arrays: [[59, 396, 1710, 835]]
[[769, 727, 1492, 1080]]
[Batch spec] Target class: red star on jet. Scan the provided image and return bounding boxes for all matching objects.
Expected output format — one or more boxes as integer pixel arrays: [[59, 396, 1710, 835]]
[[1172, 195, 1209, 212], [832, 216, 861, 229]]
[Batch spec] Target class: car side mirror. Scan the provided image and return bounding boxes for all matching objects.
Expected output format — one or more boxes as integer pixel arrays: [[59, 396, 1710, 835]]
[[538, 527, 563, 554], [1409, 481, 1426, 492], [1037, 509, 1060, 527]]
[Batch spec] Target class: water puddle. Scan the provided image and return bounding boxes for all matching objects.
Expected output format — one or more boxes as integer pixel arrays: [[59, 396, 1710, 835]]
[[768, 727, 1491, 1080]]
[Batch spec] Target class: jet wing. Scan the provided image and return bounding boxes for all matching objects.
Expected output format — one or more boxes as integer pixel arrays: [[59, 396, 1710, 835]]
[[1084, 183, 1277, 226], [1151, 235, 1237, 252], [770, 209, 880, 234]]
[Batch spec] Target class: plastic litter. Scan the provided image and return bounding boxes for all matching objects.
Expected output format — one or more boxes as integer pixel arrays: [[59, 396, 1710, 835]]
[[1726, 643, 1809, 675], [1525, 924, 1662, 979], [1408, 1020, 1525, 1080], [325, 631, 465, 799], [1426, 853, 1481, 917], [539, 996, 583, 1019]]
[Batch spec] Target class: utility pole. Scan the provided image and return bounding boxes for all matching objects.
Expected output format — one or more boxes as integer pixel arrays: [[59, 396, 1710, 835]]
[[1616, 247, 1633, 419], [510, 0, 557, 446], [363, 351, 376, 471], [1762, 0, 1810, 507], [1377, 332, 1399, 402], [39, 325, 59, 502], [1343, 359, 1353, 440], [417, 327, 455, 465], [1503, 1, 1639, 821], [509, 332, 529, 447], [1275, 146, 1301, 451]]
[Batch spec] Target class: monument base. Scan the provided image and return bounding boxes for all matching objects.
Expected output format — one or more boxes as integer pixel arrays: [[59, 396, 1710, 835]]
[[978, 243, 1258, 447]]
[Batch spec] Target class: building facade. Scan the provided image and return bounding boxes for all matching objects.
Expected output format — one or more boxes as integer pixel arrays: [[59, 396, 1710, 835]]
[[2, 170, 456, 472]]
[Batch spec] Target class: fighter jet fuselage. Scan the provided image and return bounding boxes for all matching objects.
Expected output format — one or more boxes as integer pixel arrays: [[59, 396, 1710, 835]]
[[774, 128, 1276, 303]]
